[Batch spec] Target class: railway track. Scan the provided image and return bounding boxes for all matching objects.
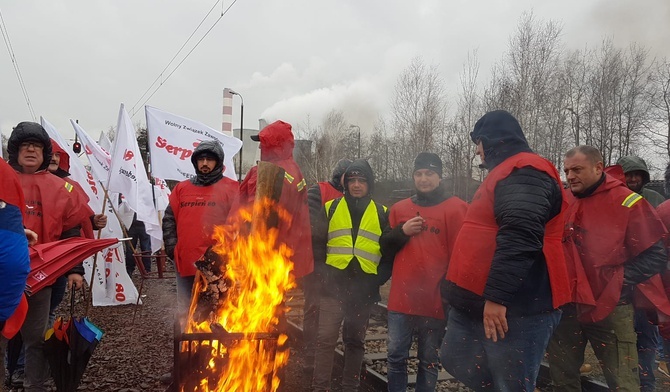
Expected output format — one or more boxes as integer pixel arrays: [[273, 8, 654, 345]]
[[286, 290, 609, 392]]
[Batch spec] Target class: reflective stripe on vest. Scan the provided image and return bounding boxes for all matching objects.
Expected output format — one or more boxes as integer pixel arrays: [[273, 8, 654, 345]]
[[324, 198, 384, 274]]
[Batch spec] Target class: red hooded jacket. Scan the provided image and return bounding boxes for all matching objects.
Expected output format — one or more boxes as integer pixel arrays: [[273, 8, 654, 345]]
[[564, 173, 670, 322], [50, 139, 95, 238], [240, 120, 314, 278]]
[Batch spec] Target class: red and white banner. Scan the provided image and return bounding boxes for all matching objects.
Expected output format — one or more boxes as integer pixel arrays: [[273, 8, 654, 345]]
[[108, 104, 163, 253], [153, 177, 171, 213], [145, 105, 242, 181], [41, 117, 138, 306]]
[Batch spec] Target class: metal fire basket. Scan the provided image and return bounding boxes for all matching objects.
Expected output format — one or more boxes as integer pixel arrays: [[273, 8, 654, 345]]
[[173, 320, 281, 391]]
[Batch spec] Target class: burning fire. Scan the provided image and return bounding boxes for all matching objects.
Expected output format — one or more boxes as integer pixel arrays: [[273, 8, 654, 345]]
[[182, 197, 296, 391]]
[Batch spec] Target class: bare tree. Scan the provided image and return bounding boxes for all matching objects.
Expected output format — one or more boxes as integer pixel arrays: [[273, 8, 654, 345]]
[[562, 47, 592, 147], [389, 57, 448, 178], [445, 50, 483, 199], [648, 57, 670, 159], [294, 110, 357, 184], [583, 40, 654, 164], [484, 12, 566, 165]]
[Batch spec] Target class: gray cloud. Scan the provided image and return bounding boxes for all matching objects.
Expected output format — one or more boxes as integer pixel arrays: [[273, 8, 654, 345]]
[[1, 0, 666, 143]]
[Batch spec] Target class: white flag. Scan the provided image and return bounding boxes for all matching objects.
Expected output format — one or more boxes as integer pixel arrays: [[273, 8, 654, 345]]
[[108, 104, 163, 253], [98, 131, 113, 152], [145, 105, 242, 181], [153, 177, 171, 214], [41, 117, 139, 306], [71, 120, 112, 183]]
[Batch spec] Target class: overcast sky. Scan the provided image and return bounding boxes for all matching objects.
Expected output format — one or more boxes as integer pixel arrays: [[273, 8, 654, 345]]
[[1, 0, 668, 143]]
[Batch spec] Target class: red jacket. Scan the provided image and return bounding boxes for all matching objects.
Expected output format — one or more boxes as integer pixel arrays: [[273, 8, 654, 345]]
[[19, 171, 91, 244], [447, 152, 571, 309], [240, 121, 313, 278], [564, 174, 670, 322], [318, 182, 343, 205], [388, 196, 467, 319], [169, 178, 240, 276], [49, 139, 95, 238]]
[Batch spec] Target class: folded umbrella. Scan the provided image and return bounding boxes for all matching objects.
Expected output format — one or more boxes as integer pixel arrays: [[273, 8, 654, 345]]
[[44, 316, 72, 392], [44, 290, 104, 392], [68, 317, 103, 389], [26, 237, 119, 295]]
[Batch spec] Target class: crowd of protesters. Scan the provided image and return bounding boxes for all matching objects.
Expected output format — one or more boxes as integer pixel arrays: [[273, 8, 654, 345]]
[[5, 111, 670, 392], [304, 109, 670, 392]]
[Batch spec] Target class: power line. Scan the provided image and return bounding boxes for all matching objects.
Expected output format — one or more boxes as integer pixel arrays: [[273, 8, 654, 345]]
[[0, 8, 36, 120], [130, 0, 238, 118], [129, 0, 222, 116]]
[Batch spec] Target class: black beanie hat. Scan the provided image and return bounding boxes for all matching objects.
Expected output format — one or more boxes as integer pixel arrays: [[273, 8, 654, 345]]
[[413, 152, 442, 177]]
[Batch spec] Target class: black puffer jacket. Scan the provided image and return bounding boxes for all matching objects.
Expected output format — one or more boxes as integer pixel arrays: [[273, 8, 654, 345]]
[[445, 110, 563, 317]]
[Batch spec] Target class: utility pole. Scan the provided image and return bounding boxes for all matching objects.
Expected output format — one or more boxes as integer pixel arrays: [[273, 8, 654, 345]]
[[230, 90, 244, 180]]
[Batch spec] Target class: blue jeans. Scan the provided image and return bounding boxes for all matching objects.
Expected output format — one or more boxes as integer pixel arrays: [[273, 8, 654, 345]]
[[387, 311, 446, 392], [635, 309, 660, 392], [441, 308, 561, 392]]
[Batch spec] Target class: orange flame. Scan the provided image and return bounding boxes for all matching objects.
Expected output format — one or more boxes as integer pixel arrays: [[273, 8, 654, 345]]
[[182, 197, 296, 392]]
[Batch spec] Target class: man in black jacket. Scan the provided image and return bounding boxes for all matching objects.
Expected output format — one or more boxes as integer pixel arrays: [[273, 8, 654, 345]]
[[311, 159, 392, 392], [441, 110, 571, 391], [303, 158, 351, 376]]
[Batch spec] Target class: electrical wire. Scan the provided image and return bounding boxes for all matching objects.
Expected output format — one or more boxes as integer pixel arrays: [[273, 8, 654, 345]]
[[129, 0, 221, 116], [0, 8, 36, 120], [129, 0, 238, 118]]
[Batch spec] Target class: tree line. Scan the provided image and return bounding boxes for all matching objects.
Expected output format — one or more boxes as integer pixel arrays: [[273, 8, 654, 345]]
[[293, 13, 670, 201]]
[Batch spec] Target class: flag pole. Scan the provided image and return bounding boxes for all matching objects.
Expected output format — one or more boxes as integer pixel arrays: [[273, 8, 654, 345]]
[[85, 187, 108, 313], [144, 107, 158, 209]]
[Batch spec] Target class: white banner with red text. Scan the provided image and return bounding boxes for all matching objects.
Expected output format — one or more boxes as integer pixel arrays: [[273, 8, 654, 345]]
[[145, 105, 242, 181]]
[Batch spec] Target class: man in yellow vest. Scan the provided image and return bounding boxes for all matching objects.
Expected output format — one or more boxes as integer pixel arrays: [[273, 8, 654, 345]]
[[311, 159, 392, 392]]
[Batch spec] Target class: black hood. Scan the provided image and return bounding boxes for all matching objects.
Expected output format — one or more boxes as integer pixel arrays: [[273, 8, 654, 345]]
[[190, 140, 225, 186], [329, 158, 352, 192], [8, 121, 53, 173], [470, 110, 531, 170], [343, 159, 375, 196]]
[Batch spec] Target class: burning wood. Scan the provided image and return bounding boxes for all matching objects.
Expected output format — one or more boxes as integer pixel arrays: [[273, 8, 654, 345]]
[[177, 161, 296, 392], [188, 247, 230, 329]]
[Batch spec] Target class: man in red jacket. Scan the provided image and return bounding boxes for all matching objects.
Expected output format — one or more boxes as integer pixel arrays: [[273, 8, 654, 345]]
[[442, 110, 571, 391], [548, 145, 669, 391], [162, 140, 240, 318], [7, 122, 91, 392], [240, 120, 313, 279], [381, 152, 466, 392]]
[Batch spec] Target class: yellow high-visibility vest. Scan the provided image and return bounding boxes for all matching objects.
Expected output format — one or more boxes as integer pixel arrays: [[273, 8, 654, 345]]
[[325, 198, 386, 274]]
